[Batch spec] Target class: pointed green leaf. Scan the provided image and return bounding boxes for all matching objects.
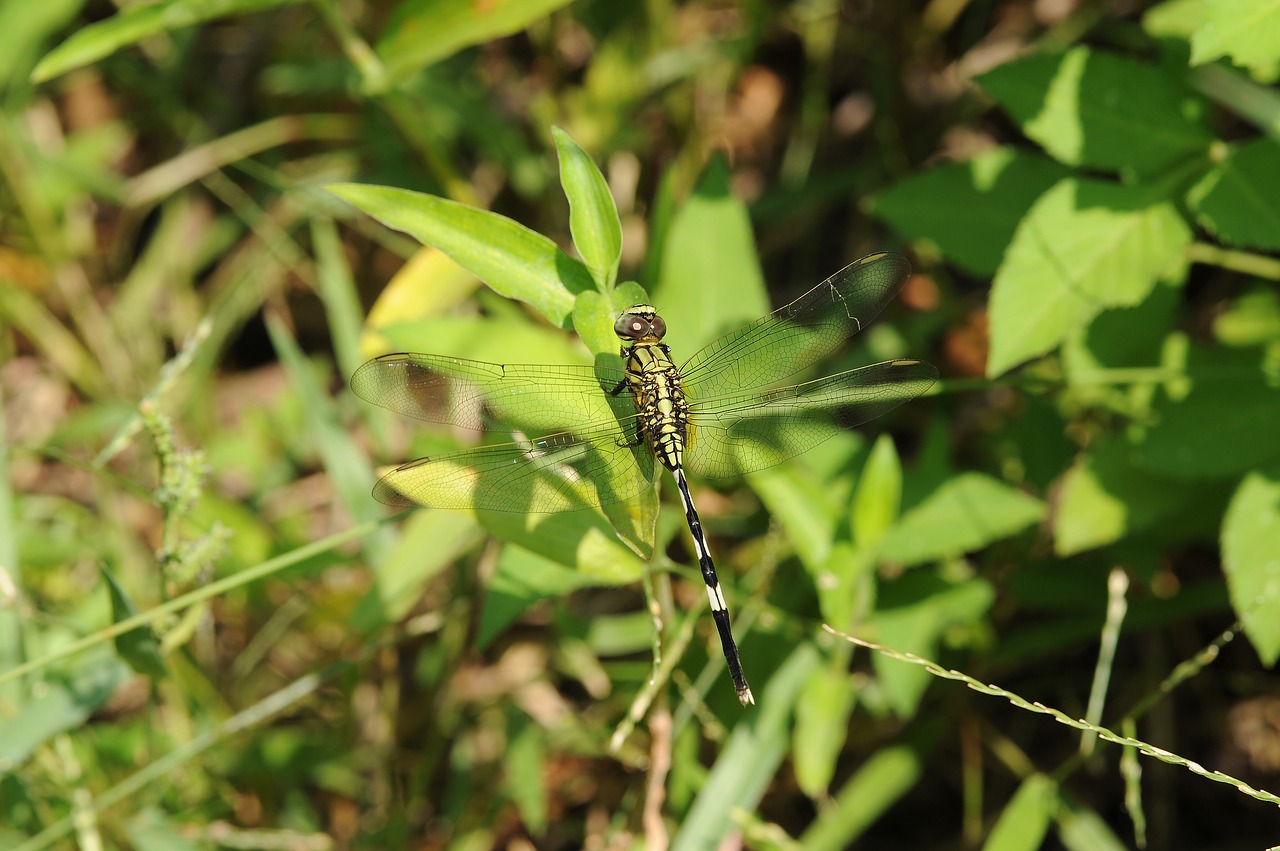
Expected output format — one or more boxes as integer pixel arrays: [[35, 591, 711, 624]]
[[376, 0, 575, 84], [672, 644, 820, 851], [351, 510, 481, 636], [504, 717, 549, 832], [1190, 0, 1280, 70], [328, 183, 593, 328], [653, 157, 769, 357], [1054, 440, 1197, 556], [103, 566, 166, 678], [798, 746, 923, 850], [983, 775, 1056, 851], [987, 178, 1191, 376], [872, 575, 994, 716], [978, 47, 1213, 175], [870, 148, 1069, 276], [852, 434, 903, 551], [32, 0, 298, 83], [793, 668, 858, 797], [1143, 0, 1211, 39], [0, 0, 82, 87], [553, 127, 622, 291], [1187, 138, 1280, 251], [0, 652, 127, 768], [1221, 466, 1280, 665], [881, 473, 1045, 566], [479, 544, 617, 648]]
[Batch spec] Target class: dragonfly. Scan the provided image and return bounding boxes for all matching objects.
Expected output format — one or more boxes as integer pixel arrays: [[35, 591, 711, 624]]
[[351, 251, 937, 706]]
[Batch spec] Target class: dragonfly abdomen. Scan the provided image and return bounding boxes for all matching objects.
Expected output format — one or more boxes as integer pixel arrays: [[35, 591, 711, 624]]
[[624, 342, 689, 472]]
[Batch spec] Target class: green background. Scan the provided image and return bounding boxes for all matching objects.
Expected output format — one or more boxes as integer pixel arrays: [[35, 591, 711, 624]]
[[4, 0, 1280, 848]]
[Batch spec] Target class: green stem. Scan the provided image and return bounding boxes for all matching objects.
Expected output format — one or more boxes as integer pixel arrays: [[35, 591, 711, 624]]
[[1187, 242, 1280, 280]]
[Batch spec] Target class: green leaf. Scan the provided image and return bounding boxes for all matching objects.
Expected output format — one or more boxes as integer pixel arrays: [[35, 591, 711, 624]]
[[983, 775, 1056, 851], [351, 510, 481, 636], [479, 545, 617, 648], [986, 177, 1191, 376], [0, 0, 82, 87], [1053, 440, 1196, 556], [481, 509, 648, 584], [852, 434, 903, 551], [1215, 286, 1280, 346], [1190, 0, 1280, 70], [1221, 466, 1280, 665], [504, 717, 549, 833], [1054, 797, 1130, 851], [0, 652, 127, 768], [793, 668, 858, 797], [129, 808, 203, 851], [1143, 0, 1211, 39], [672, 643, 820, 851], [872, 574, 994, 716], [881, 473, 1046, 566], [377, 315, 590, 371], [870, 148, 1069, 276], [571, 285, 648, 362], [747, 463, 840, 573], [553, 127, 622, 291], [267, 316, 384, 533], [1187, 139, 1280, 251], [376, 0, 575, 84], [328, 183, 593, 328], [102, 566, 166, 678], [653, 156, 770, 358], [31, 0, 298, 83], [978, 47, 1213, 175], [1135, 345, 1280, 478], [798, 745, 923, 850]]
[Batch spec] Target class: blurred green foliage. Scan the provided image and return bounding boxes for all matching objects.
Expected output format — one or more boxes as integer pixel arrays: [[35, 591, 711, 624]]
[[3, 0, 1280, 849]]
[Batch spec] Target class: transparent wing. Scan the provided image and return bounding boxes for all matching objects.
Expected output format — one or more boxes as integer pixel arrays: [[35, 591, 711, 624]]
[[353, 353, 652, 512], [351, 353, 628, 435], [683, 359, 938, 479], [373, 424, 658, 512], [679, 252, 912, 400]]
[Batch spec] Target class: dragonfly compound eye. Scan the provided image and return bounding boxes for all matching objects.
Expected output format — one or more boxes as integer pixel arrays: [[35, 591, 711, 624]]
[[614, 313, 650, 339], [649, 315, 667, 338]]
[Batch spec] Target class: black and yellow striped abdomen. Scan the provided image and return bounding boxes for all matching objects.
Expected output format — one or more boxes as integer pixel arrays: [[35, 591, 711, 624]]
[[623, 341, 689, 472]]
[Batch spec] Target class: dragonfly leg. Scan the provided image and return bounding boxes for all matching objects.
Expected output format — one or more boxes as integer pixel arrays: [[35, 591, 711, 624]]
[[674, 467, 754, 705]]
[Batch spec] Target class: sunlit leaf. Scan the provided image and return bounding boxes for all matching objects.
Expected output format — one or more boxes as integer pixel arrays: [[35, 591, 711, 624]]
[[653, 156, 769, 357], [1190, 0, 1280, 70], [987, 177, 1191, 376], [881, 473, 1045, 566], [32, 0, 298, 82], [983, 775, 1056, 851], [329, 183, 593, 328], [554, 127, 622, 291], [1221, 466, 1280, 666], [376, 0, 575, 83], [871, 148, 1068, 276], [978, 46, 1212, 175]]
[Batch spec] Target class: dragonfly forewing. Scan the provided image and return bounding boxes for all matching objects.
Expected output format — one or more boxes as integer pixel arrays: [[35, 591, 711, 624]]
[[677, 252, 912, 400], [351, 353, 627, 436]]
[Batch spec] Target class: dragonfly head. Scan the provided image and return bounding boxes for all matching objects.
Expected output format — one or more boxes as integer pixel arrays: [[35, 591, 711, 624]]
[[614, 304, 667, 343]]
